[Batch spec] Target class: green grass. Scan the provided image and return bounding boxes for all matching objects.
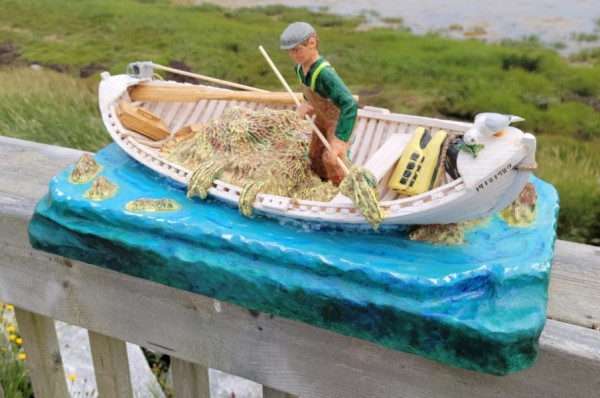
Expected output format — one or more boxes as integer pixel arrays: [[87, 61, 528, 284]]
[[570, 32, 599, 42], [0, 68, 109, 151], [569, 47, 600, 64], [0, 304, 33, 398], [535, 135, 600, 245], [0, 0, 599, 244]]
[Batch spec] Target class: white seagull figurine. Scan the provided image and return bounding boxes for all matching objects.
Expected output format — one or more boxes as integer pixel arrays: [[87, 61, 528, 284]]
[[464, 113, 525, 145]]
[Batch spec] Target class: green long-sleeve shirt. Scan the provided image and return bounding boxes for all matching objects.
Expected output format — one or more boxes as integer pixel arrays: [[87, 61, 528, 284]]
[[294, 57, 357, 142]]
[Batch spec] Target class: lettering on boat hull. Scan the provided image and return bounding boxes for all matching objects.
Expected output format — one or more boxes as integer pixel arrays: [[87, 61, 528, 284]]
[[475, 163, 512, 192]]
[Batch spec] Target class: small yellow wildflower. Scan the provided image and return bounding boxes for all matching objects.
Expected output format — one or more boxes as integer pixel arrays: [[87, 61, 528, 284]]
[[9, 334, 16, 341], [70, 374, 76, 382], [6, 305, 14, 311], [16, 338, 22, 345], [7, 325, 15, 333], [18, 353, 26, 360]]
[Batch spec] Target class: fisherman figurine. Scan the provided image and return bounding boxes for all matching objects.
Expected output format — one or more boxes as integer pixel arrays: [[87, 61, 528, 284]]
[[280, 22, 358, 185]]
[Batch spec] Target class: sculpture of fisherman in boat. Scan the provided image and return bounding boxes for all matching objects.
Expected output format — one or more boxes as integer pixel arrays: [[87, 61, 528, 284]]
[[97, 19, 537, 231]]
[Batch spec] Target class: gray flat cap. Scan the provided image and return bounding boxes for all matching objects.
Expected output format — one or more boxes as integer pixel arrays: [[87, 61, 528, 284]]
[[280, 22, 316, 50]]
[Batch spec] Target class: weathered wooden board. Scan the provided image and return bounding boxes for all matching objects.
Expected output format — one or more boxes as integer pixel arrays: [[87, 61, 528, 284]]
[[1, 136, 599, 397], [547, 240, 600, 329], [263, 386, 299, 398]]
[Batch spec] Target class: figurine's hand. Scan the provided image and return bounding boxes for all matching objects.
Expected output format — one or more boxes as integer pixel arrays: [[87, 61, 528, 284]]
[[328, 135, 348, 165], [299, 101, 314, 119]]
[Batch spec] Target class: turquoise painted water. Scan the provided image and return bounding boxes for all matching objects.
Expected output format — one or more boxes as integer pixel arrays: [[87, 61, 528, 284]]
[[29, 143, 559, 375]]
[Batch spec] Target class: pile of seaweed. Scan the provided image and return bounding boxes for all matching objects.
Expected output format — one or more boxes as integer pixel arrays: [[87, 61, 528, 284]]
[[163, 106, 383, 228]]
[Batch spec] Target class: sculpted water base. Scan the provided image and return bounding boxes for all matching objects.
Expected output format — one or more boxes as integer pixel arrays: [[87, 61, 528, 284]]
[[29, 143, 559, 375]]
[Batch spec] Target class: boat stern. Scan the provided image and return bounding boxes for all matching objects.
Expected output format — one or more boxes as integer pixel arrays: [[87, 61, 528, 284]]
[[483, 131, 538, 216]]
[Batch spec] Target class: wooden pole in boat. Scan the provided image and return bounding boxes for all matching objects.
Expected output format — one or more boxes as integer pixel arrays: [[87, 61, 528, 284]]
[[258, 45, 350, 176], [148, 62, 268, 93]]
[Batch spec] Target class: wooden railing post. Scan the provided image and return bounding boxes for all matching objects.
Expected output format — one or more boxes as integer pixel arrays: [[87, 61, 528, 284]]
[[88, 330, 134, 398], [13, 307, 69, 398], [171, 357, 211, 398]]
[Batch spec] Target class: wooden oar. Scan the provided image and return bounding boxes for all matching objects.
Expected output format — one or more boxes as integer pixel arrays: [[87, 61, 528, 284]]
[[258, 45, 350, 176], [131, 61, 268, 93], [129, 83, 304, 104]]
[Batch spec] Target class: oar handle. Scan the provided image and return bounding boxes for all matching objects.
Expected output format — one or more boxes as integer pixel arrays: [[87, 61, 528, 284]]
[[150, 62, 268, 93], [259, 46, 301, 107], [258, 45, 350, 176]]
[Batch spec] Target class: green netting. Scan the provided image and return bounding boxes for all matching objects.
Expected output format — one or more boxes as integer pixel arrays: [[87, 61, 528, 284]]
[[339, 166, 383, 228], [163, 106, 383, 229]]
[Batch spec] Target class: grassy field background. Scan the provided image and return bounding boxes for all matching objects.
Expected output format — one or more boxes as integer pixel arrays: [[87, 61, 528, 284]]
[[0, 0, 598, 244]]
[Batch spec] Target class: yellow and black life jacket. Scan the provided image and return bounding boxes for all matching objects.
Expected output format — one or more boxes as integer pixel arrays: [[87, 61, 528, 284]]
[[389, 127, 447, 196]]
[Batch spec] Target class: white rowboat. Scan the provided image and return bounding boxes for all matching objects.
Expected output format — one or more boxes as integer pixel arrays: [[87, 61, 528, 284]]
[[98, 71, 536, 227]]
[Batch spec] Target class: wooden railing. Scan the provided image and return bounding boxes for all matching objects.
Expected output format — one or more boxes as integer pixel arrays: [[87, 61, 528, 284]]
[[0, 136, 598, 397]]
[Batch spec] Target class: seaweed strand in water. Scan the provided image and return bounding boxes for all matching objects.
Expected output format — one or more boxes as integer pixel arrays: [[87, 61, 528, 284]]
[[126, 198, 180, 212]]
